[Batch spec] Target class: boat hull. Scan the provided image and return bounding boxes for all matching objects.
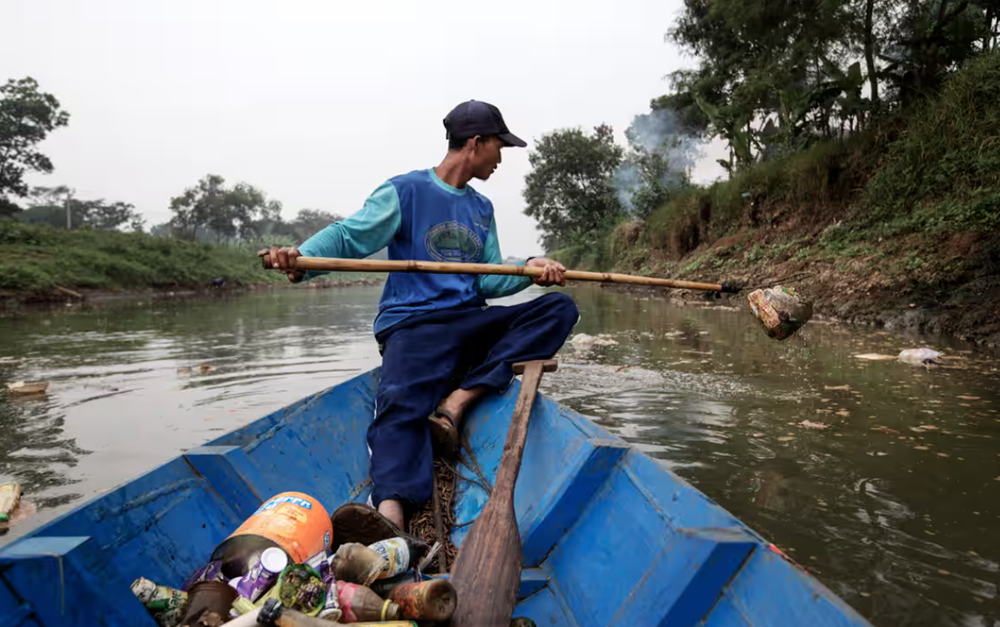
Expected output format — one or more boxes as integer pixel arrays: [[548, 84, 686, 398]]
[[0, 368, 873, 627]]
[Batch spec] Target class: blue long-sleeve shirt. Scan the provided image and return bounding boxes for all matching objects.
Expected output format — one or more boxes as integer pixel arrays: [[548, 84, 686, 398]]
[[298, 168, 534, 335]]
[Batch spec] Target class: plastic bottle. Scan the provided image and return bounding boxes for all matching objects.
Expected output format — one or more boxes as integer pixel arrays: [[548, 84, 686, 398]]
[[317, 580, 341, 621], [369, 570, 431, 598], [250, 597, 416, 627], [130, 577, 187, 627], [388, 578, 457, 622], [331, 543, 386, 586], [0, 483, 22, 523], [337, 581, 401, 622], [368, 537, 408, 579]]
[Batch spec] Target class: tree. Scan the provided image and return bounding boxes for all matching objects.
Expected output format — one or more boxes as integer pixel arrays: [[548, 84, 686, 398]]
[[667, 0, 861, 169], [0, 78, 70, 216], [290, 209, 344, 241], [0, 198, 19, 217], [522, 125, 624, 252], [78, 199, 145, 231], [881, 0, 988, 107], [663, 0, 999, 172], [20, 186, 144, 231], [168, 174, 281, 242]]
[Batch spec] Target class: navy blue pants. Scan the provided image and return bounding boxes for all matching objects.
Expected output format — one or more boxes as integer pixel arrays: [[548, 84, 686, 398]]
[[368, 292, 579, 510]]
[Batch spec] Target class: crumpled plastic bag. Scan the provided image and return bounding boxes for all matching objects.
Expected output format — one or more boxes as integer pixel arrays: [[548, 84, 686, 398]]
[[747, 286, 813, 341], [897, 348, 943, 365]]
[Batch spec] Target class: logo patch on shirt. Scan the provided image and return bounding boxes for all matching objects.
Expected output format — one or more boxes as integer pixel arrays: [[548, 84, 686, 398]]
[[424, 221, 483, 262]]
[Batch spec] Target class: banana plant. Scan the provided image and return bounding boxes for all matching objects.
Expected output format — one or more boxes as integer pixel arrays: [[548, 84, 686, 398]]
[[693, 92, 755, 170], [820, 58, 867, 128]]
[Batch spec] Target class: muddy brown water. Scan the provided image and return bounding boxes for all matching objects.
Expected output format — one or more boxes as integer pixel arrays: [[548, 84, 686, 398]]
[[1, 284, 998, 626]]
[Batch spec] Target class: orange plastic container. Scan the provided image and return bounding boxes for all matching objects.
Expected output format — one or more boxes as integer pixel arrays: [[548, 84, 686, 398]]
[[212, 492, 332, 572]]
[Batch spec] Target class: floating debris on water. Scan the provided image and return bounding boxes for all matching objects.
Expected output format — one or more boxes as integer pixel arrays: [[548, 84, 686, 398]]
[[853, 354, 897, 361], [5, 381, 49, 396], [897, 348, 943, 365], [0, 483, 23, 523], [570, 333, 619, 346], [799, 421, 829, 430], [871, 426, 899, 434]]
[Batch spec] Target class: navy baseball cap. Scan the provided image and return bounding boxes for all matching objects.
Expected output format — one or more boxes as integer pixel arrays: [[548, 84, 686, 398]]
[[443, 100, 527, 147]]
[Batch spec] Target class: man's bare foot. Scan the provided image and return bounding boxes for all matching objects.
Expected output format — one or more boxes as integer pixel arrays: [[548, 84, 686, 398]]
[[436, 385, 490, 431], [378, 498, 405, 530]]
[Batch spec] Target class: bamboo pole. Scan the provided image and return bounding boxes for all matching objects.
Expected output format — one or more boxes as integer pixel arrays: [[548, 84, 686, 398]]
[[261, 255, 740, 293]]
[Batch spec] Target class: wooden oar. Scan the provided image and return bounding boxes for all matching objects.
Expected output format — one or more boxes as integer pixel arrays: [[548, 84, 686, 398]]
[[259, 255, 741, 293], [449, 359, 557, 627]]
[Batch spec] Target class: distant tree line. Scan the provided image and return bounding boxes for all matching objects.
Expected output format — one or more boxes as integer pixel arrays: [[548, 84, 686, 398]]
[[0, 76, 343, 245]]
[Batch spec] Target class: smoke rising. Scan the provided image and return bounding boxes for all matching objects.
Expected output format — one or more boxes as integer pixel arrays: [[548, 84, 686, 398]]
[[614, 107, 704, 217]]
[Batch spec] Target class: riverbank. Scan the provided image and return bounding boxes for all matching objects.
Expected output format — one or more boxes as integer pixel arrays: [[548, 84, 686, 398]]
[[600, 50, 1000, 347], [0, 276, 385, 313], [606, 226, 1000, 347], [0, 219, 384, 310]]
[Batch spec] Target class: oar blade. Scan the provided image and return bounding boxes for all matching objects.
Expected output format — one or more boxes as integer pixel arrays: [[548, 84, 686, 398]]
[[450, 503, 523, 627]]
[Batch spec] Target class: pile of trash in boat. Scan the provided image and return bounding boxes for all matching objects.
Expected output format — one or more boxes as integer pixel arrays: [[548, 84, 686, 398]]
[[130, 491, 514, 627]]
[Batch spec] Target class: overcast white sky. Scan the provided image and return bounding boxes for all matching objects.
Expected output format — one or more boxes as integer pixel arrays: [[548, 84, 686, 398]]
[[2, 0, 725, 257]]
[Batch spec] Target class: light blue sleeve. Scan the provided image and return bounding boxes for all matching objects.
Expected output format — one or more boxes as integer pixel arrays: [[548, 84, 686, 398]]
[[475, 215, 534, 298], [296, 181, 401, 281]]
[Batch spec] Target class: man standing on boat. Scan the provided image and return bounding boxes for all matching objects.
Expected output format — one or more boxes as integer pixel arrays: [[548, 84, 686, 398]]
[[261, 100, 579, 531]]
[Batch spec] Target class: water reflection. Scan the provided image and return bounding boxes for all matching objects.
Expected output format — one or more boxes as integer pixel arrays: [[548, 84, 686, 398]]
[[0, 391, 86, 523], [0, 284, 998, 626], [540, 285, 1000, 627], [0, 288, 385, 543]]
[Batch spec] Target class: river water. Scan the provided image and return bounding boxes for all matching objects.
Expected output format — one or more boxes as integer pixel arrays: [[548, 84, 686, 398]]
[[1, 285, 998, 626]]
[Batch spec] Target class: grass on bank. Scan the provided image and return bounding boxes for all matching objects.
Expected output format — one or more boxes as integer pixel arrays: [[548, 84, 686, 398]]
[[0, 220, 384, 296]]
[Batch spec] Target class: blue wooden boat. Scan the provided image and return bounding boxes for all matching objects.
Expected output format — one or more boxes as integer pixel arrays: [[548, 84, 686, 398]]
[[0, 368, 874, 626]]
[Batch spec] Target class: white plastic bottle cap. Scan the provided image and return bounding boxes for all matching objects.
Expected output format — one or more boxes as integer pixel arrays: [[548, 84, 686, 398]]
[[260, 547, 289, 574]]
